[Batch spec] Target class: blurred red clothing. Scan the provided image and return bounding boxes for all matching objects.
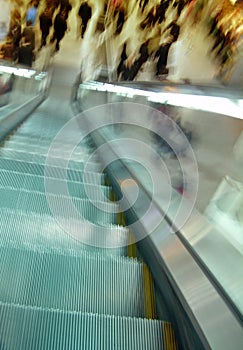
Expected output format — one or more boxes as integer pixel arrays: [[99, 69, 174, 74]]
[[110, 0, 123, 10]]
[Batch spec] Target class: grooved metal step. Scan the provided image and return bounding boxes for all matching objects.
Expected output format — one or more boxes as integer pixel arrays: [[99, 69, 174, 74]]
[[0, 103, 178, 349], [0, 187, 118, 225], [0, 244, 147, 317], [2, 140, 99, 162], [0, 158, 105, 184], [0, 208, 129, 255], [0, 148, 100, 171], [4, 140, 92, 153], [0, 170, 111, 201], [0, 302, 168, 350]]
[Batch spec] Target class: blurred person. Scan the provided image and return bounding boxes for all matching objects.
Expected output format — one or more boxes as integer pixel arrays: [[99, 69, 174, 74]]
[[140, 7, 156, 29], [95, 15, 106, 34], [210, 25, 225, 54], [208, 9, 223, 36], [168, 21, 180, 41], [115, 6, 126, 35], [215, 31, 232, 57], [8, 9, 21, 61], [154, 0, 170, 24], [117, 42, 128, 79], [18, 36, 33, 66], [155, 41, 171, 76], [139, 0, 149, 13], [122, 39, 150, 80], [60, 0, 72, 33], [175, 0, 186, 17], [78, 1, 92, 38], [152, 104, 180, 154], [39, 7, 54, 48], [109, 0, 123, 11], [155, 22, 180, 78], [60, 0, 72, 14], [51, 8, 69, 51], [25, 0, 39, 26], [45, 0, 59, 8], [22, 20, 35, 52], [187, 0, 206, 25], [152, 104, 193, 158]]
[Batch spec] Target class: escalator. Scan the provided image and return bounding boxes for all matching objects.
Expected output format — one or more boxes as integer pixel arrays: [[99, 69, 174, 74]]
[[0, 57, 242, 349], [0, 63, 178, 349], [73, 78, 243, 350]]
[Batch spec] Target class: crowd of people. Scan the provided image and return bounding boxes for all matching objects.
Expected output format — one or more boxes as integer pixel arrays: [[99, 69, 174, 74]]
[[0, 1, 39, 66], [0, 0, 242, 82], [206, 0, 243, 80], [114, 0, 193, 81], [0, 0, 77, 65]]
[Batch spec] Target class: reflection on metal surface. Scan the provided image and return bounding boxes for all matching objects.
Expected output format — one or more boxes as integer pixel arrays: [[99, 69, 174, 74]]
[[149, 225, 243, 350], [233, 130, 243, 163], [76, 79, 243, 348], [205, 175, 243, 253], [80, 81, 243, 120]]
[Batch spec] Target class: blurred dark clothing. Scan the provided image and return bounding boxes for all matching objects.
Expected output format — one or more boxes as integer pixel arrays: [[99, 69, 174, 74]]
[[155, 43, 171, 76], [39, 9, 53, 47], [123, 41, 149, 81], [78, 2, 92, 38], [95, 15, 105, 33], [169, 23, 180, 41], [211, 28, 225, 53], [139, 0, 149, 12], [117, 43, 127, 79], [154, 22, 180, 76], [173, 0, 185, 16], [60, 0, 72, 13], [208, 17, 217, 35], [8, 23, 21, 61], [22, 24, 35, 51], [154, 1, 170, 24], [115, 9, 125, 35], [52, 11, 68, 50], [9, 24, 21, 48], [18, 43, 33, 67], [140, 9, 156, 29]]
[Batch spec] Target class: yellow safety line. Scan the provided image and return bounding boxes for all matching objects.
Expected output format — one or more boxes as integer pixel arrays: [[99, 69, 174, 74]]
[[109, 189, 117, 202], [143, 263, 156, 319], [127, 231, 137, 258], [162, 322, 178, 350]]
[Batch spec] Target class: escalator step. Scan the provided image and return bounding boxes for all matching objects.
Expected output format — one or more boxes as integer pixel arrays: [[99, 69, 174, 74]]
[[9, 132, 95, 151], [0, 148, 100, 172], [0, 158, 105, 184], [7, 134, 90, 148], [0, 208, 129, 255], [0, 187, 118, 225], [0, 170, 110, 201], [3, 139, 92, 152], [0, 301, 168, 350], [0, 244, 147, 317], [2, 140, 98, 161]]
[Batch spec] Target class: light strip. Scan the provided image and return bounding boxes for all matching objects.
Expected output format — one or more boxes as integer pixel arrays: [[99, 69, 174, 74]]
[[81, 81, 243, 120], [0, 65, 36, 78]]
